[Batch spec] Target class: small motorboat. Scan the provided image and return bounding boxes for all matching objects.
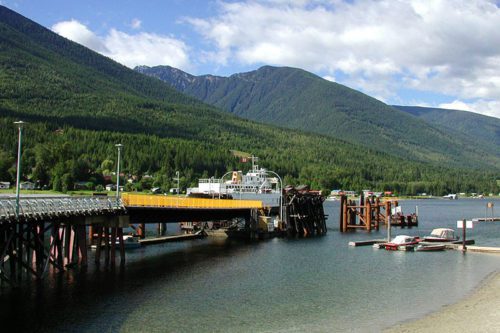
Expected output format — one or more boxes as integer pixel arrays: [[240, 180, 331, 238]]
[[416, 244, 446, 252], [91, 235, 141, 250], [384, 235, 420, 251], [422, 228, 458, 242], [121, 235, 141, 249]]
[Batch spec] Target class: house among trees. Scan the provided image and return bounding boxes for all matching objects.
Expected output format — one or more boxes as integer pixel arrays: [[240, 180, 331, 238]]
[[330, 189, 356, 196], [105, 184, 124, 192], [0, 182, 10, 189], [20, 181, 35, 190], [74, 181, 93, 190], [105, 184, 116, 191]]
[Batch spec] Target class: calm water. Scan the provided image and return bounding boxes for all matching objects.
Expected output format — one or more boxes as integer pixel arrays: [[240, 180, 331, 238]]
[[1, 198, 499, 332]]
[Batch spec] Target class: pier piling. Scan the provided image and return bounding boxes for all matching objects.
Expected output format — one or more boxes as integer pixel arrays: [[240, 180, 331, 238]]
[[339, 195, 416, 232], [284, 186, 327, 237]]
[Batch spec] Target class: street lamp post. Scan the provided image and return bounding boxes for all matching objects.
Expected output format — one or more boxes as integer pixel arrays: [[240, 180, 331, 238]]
[[175, 171, 180, 195], [209, 176, 214, 198], [14, 121, 26, 218], [115, 144, 123, 202], [219, 171, 234, 199], [266, 170, 283, 223]]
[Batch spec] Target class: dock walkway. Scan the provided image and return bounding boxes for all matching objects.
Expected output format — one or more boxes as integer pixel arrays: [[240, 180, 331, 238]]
[[473, 217, 500, 222], [456, 245, 500, 253]]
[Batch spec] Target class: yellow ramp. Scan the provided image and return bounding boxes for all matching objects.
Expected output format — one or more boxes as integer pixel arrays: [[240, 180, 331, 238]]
[[122, 193, 263, 209]]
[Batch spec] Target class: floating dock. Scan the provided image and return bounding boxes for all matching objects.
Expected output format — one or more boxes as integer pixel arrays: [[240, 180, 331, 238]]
[[473, 217, 500, 222], [351, 238, 500, 254], [139, 232, 206, 246], [460, 246, 500, 253], [348, 239, 386, 247], [368, 239, 476, 250]]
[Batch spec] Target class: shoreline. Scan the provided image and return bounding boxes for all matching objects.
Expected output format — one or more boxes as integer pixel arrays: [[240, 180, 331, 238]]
[[384, 270, 500, 332]]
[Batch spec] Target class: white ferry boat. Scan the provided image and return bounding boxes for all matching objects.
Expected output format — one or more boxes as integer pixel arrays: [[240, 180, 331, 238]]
[[187, 157, 282, 208]]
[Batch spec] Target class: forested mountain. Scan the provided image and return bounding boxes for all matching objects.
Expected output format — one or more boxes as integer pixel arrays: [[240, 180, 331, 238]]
[[136, 65, 500, 170], [393, 105, 500, 148], [0, 5, 498, 196]]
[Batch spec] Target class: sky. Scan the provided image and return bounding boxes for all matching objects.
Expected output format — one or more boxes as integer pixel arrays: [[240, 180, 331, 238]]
[[2, 0, 500, 118]]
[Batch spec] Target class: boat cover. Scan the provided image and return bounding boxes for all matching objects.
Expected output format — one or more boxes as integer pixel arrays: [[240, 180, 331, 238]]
[[429, 228, 455, 239], [391, 235, 415, 244]]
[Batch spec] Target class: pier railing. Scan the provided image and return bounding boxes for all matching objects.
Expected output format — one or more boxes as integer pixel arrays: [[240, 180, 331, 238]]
[[121, 193, 263, 209], [0, 196, 124, 222]]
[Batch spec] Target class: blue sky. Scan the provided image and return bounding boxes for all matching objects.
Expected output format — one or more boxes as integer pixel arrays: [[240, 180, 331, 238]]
[[2, 0, 500, 118]]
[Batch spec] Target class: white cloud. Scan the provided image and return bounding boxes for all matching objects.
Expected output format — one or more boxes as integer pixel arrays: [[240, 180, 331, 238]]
[[52, 19, 108, 53], [104, 29, 190, 69], [439, 101, 475, 112], [130, 18, 142, 30], [439, 99, 500, 118], [186, 0, 500, 118], [51, 20, 191, 70], [323, 75, 335, 82]]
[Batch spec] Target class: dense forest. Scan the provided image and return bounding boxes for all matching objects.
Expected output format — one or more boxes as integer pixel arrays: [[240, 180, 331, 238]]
[[1, 117, 497, 196], [0, 5, 498, 196]]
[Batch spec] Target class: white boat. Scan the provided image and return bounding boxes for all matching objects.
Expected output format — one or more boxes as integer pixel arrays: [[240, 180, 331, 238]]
[[383, 235, 421, 251], [416, 244, 446, 252], [422, 228, 458, 242], [187, 156, 281, 208], [121, 235, 141, 248]]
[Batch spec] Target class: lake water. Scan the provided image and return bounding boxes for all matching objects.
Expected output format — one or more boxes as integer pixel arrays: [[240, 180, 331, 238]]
[[1, 198, 499, 332]]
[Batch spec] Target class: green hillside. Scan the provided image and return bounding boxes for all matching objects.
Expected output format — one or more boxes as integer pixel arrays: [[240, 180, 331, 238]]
[[393, 105, 500, 148], [0, 5, 498, 196], [136, 65, 500, 170]]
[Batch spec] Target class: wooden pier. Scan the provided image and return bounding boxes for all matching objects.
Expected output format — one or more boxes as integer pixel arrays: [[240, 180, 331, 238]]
[[339, 194, 417, 232], [0, 194, 262, 286], [0, 196, 129, 286], [0, 189, 328, 286]]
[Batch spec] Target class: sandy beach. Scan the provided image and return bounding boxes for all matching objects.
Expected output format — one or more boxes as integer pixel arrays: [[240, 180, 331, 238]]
[[385, 270, 500, 333]]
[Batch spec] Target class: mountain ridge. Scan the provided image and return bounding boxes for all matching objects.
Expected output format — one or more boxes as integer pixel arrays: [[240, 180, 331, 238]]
[[136, 65, 500, 170], [393, 105, 500, 148]]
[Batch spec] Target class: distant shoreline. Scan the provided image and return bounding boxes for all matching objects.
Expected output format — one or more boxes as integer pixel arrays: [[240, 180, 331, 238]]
[[384, 270, 500, 332], [328, 195, 500, 201]]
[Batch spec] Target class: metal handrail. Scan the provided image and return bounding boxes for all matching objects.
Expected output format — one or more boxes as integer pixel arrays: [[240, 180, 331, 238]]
[[0, 197, 125, 221]]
